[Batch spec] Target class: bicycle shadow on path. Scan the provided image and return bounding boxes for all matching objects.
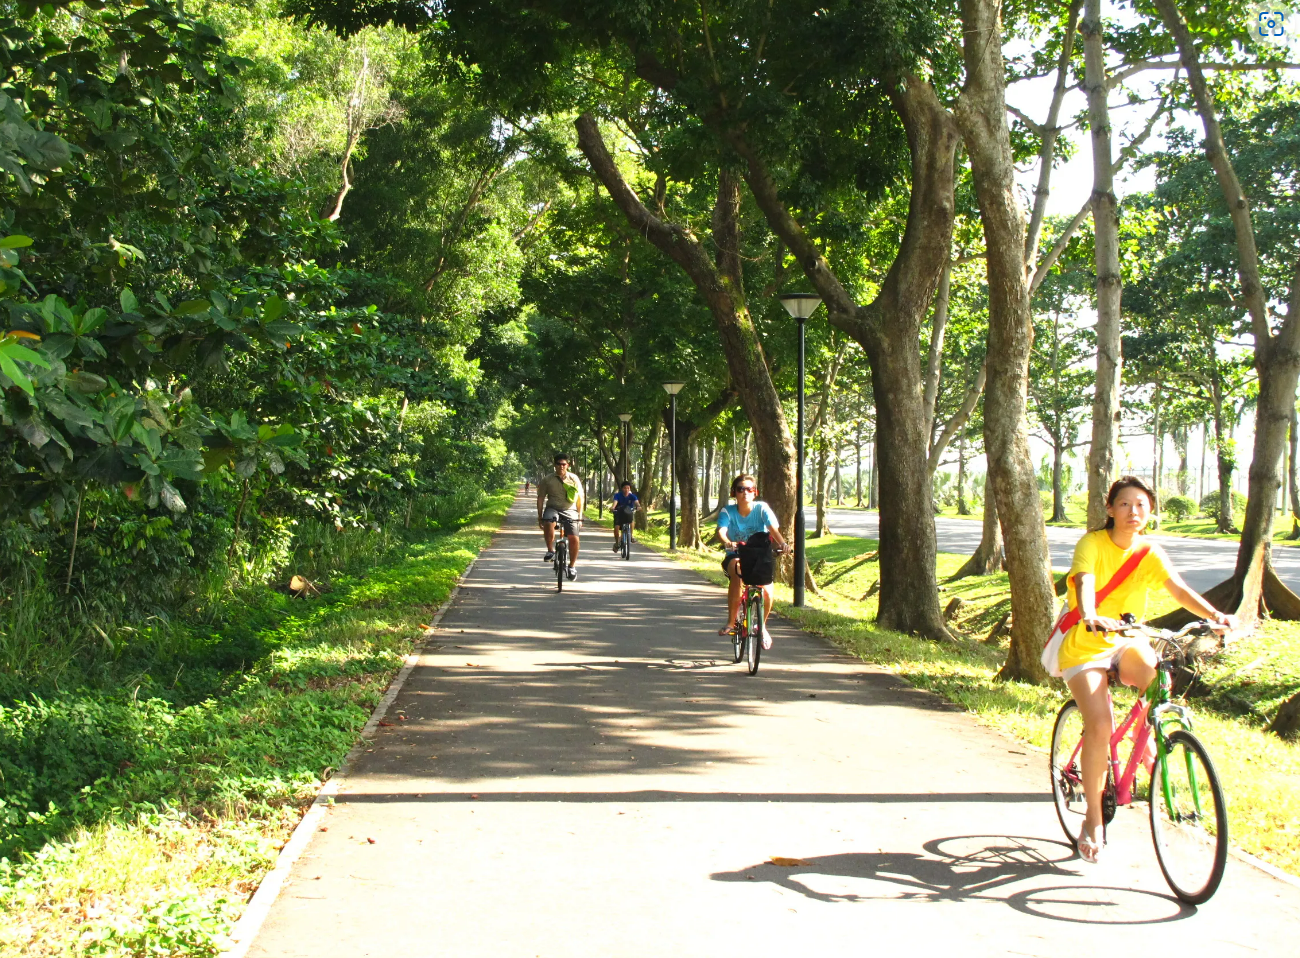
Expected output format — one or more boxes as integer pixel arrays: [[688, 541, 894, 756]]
[[711, 834, 1197, 925]]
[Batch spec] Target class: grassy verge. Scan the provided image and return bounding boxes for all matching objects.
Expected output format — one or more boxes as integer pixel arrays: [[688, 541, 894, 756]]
[[614, 509, 1300, 877], [0, 490, 513, 958]]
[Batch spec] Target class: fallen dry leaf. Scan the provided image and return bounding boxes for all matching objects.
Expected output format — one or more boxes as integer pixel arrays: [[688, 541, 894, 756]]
[[769, 857, 809, 867]]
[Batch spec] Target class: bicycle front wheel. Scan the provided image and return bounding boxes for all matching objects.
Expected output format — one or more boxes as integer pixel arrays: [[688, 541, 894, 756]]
[[1150, 729, 1228, 904], [554, 541, 567, 592], [622, 526, 630, 560], [745, 590, 763, 675], [1049, 700, 1087, 847]]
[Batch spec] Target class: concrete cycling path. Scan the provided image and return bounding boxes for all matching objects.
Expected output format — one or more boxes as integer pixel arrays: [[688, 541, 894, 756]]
[[246, 493, 1300, 957]]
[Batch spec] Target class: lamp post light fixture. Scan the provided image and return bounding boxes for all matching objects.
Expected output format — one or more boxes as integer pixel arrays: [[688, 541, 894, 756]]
[[779, 292, 823, 607], [617, 412, 632, 487], [661, 382, 686, 550]]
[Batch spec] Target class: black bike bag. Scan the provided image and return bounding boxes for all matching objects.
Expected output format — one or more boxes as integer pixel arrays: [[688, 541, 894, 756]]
[[738, 532, 775, 586]]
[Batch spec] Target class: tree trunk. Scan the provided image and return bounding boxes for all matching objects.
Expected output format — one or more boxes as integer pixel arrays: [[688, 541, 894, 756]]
[[665, 392, 735, 551], [923, 257, 953, 440], [702, 438, 714, 518], [869, 440, 879, 509], [1154, 0, 1300, 626], [1151, 382, 1162, 510], [835, 442, 843, 504], [956, 434, 969, 515], [855, 422, 864, 507], [635, 418, 663, 531], [1175, 424, 1190, 495], [1269, 689, 1300, 739], [65, 487, 83, 595], [733, 76, 957, 640], [714, 433, 730, 520], [1083, 0, 1124, 531], [814, 441, 830, 537], [1289, 406, 1300, 539], [951, 473, 1005, 578], [674, 431, 702, 550], [957, 0, 1056, 680], [1052, 439, 1067, 523], [575, 117, 797, 538]]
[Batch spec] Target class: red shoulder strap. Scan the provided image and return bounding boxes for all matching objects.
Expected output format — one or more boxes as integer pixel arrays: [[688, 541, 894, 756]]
[[1055, 543, 1151, 634]]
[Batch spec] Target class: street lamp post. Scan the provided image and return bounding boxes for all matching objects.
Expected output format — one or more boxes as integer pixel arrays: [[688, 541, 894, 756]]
[[662, 382, 686, 550], [779, 293, 823, 607], [617, 412, 632, 486]]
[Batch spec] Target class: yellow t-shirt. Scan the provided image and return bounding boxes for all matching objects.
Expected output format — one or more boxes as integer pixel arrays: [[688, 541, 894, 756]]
[[1058, 530, 1173, 670]]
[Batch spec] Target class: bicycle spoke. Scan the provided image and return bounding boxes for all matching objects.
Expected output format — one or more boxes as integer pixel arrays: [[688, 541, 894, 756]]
[[1150, 730, 1228, 904], [1049, 701, 1088, 846]]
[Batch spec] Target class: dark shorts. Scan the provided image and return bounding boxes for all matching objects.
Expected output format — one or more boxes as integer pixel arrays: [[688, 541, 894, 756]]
[[614, 508, 635, 527], [722, 550, 740, 574], [542, 507, 582, 537]]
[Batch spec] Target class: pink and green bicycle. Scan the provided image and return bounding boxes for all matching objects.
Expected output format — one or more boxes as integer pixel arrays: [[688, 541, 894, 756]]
[[1049, 617, 1229, 904]]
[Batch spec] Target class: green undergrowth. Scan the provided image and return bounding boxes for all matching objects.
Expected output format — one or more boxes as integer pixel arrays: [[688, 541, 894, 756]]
[[620, 510, 1300, 877], [0, 490, 513, 957]]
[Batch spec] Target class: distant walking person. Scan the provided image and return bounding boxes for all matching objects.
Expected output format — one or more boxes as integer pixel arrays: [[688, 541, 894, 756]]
[[537, 453, 585, 580]]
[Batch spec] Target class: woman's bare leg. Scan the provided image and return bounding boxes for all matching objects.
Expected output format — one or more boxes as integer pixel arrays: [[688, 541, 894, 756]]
[[1118, 642, 1157, 691], [725, 561, 742, 628], [1066, 668, 1114, 846]]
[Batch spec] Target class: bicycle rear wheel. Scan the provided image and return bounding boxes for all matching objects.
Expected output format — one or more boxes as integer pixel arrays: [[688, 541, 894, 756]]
[[1049, 700, 1087, 847], [1150, 729, 1228, 904], [745, 590, 763, 675]]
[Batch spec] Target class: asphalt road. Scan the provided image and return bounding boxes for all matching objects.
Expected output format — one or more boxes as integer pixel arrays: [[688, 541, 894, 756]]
[[814, 507, 1300, 595], [241, 494, 1300, 957]]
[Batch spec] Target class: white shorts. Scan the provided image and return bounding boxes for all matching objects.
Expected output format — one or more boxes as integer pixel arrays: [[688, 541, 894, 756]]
[[1060, 635, 1149, 682]]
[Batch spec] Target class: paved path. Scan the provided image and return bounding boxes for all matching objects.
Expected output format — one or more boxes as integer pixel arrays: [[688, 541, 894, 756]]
[[817, 507, 1300, 594], [247, 494, 1300, 957]]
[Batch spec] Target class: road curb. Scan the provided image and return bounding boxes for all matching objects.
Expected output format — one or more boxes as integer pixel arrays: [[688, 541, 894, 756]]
[[218, 555, 479, 958]]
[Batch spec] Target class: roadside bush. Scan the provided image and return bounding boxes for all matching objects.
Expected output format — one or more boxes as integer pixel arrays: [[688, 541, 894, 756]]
[[1200, 490, 1248, 520], [1163, 495, 1196, 521]]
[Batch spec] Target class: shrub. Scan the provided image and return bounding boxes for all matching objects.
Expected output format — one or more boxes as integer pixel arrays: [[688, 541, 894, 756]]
[[1163, 495, 1196, 521], [1200, 490, 1248, 520]]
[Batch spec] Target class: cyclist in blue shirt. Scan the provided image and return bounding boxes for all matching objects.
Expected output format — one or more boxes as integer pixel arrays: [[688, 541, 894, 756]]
[[610, 481, 639, 552], [716, 473, 787, 649]]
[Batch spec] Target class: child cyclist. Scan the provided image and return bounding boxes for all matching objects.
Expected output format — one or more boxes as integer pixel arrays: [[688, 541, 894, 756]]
[[716, 474, 788, 649], [1058, 476, 1235, 864], [610, 480, 639, 551]]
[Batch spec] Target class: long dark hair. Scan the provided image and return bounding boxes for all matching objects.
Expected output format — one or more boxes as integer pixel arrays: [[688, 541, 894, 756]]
[[1101, 475, 1156, 530]]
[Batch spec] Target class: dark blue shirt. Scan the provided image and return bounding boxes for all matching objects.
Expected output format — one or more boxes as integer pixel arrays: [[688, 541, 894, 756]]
[[612, 491, 639, 511]]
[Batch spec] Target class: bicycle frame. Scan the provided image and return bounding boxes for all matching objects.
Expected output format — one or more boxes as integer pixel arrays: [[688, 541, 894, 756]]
[[1060, 657, 1199, 811]]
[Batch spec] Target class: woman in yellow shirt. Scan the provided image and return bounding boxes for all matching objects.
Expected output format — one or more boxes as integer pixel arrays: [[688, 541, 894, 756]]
[[1061, 476, 1235, 863]]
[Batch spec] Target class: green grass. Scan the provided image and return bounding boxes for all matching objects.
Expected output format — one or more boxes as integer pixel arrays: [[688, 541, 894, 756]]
[[620, 508, 1300, 878], [0, 491, 513, 958]]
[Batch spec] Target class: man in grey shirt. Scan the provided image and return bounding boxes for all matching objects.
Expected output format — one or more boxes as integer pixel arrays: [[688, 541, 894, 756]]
[[536, 452, 585, 580]]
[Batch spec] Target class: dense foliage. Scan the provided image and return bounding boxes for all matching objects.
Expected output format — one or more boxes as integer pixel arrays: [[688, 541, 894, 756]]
[[0, 0, 525, 861]]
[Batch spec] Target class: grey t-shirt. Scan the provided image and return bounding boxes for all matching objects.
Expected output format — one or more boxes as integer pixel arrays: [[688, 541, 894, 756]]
[[537, 472, 584, 516]]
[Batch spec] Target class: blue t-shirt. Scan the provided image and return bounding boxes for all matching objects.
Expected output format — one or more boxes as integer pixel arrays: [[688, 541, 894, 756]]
[[612, 491, 639, 511], [717, 502, 779, 548]]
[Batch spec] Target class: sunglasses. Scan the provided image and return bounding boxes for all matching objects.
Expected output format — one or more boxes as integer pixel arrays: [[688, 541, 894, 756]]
[[737, 486, 756, 494]]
